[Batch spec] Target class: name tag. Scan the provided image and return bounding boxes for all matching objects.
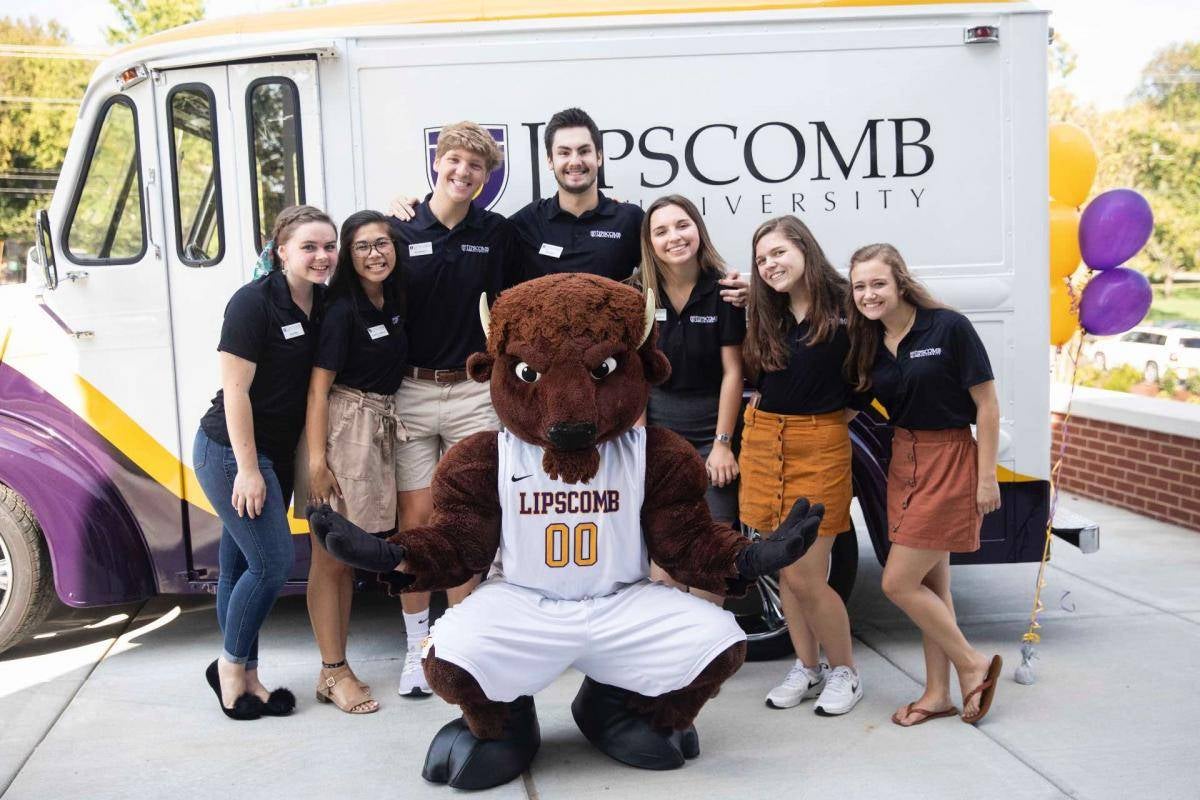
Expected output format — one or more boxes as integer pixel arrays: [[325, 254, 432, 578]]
[[655, 308, 667, 322], [539, 243, 564, 259], [461, 244, 490, 254], [909, 347, 943, 359], [689, 315, 717, 324], [281, 323, 305, 340], [590, 230, 621, 239], [367, 324, 389, 340], [408, 242, 433, 257]]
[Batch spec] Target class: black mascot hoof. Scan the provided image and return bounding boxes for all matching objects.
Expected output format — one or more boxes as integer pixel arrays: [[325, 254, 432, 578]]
[[571, 677, 693, 770], [422, 696, 540, 790]]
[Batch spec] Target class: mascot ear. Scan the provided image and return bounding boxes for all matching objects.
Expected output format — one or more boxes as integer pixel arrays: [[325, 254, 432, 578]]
[[639, 346, 671, 386], [467, 352, 494, 383]]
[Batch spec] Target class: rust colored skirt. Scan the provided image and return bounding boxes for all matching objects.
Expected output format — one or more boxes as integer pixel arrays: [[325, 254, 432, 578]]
[[888, 427, 981, 553], [738, 407, 852, 538]]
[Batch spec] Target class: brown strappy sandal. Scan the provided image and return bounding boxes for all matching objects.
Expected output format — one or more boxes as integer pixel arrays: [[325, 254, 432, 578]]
[[316, 664, 379, 714], [891, 702, 959, 727], [961, 654, 1002, 725]]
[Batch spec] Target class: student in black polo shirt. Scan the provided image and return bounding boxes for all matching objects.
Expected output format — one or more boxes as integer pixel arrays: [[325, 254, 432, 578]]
[[635, 195, 744, 577], [845, 242, 1002, 727], [301, 210, 408, 715], [389, 121, 522, 698], [740, 215, 862, 717], [193, 205, 336, 720]]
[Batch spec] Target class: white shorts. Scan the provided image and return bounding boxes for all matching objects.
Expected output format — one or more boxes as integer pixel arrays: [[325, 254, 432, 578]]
[[427, 579, 746, 702]]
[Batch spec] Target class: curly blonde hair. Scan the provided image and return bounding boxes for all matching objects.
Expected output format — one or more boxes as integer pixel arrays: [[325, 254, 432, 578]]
[[435, 121, 503, 173]]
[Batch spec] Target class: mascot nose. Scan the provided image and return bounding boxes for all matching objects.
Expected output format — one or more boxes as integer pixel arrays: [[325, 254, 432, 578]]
[[547, 421, 597, 451]]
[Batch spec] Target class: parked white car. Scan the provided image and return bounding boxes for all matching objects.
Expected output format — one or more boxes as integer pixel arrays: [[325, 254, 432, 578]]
[[1088, 325, 1200, 381]]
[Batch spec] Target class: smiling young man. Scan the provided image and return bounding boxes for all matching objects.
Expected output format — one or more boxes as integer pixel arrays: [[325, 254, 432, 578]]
[[389, 121, 523, 699]]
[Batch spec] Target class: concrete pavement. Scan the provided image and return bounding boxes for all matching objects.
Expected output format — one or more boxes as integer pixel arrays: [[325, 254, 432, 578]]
[[2, 494, 1198, 800]]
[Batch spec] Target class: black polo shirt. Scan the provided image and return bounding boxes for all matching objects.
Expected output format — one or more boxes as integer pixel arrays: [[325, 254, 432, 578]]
[[509, 192, 643, 282], [392, 197, 522, 370], [757, 320, 856, 415], [655, 274, 746, 393], [314, 288, 407, 395], [870, 307, 994, 430], [200, 269, 323, 464]]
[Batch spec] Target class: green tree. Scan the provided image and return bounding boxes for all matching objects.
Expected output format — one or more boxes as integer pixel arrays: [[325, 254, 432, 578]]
[[106, 0, 205, 46], [0, 17, 92, 267]]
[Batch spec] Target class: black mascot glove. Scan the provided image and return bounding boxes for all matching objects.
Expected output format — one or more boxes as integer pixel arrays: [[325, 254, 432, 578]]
[[306, 503, 408, 573], [735, 498, 824, 580]]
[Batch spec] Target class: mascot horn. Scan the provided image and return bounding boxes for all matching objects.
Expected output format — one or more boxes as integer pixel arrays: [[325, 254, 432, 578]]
[[309, 274, 822, 790]]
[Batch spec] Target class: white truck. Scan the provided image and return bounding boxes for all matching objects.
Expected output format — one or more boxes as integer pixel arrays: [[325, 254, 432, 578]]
[[0, 0, 1094, 657]]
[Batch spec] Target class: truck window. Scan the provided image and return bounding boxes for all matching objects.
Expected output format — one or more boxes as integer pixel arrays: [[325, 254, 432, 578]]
[[63, 97, 145, 264], [247, 78, 305, 252], [168, 84, 224, 267]]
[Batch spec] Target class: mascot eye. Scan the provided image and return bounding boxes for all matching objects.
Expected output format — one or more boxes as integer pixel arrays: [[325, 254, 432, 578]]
[[514, 362, 541, 383], [590, 357, 618, 380]]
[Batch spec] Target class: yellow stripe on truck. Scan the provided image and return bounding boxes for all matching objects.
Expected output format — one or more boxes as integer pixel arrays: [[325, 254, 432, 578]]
[[123, 0, 1022, 52]]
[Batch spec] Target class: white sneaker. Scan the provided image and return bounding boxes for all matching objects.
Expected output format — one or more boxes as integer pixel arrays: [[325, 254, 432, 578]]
[[814, 665, 863, 716], [398, 641, 431, 697], [765, 661, 827, 709]]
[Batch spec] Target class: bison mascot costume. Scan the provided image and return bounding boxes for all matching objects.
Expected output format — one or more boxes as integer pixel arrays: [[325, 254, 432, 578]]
[[308, 274, 822, 790]]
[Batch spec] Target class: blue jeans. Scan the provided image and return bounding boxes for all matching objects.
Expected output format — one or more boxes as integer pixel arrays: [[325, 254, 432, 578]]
[[193, 428, 295, 668]]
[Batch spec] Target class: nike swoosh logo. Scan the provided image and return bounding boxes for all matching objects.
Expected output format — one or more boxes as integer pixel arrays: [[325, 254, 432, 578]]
[[418, 618, 427, 625], [511, 474, 533, 482]]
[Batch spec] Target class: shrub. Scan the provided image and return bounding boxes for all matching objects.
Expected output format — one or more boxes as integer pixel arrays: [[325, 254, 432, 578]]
[[1158, 369, 1181, 393], [1100, 364, 1144, 393]]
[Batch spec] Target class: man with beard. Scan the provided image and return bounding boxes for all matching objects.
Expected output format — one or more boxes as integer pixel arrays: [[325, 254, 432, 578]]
[[508, 107, 644, 281]]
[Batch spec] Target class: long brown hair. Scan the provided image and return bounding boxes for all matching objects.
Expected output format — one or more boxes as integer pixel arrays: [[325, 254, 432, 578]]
[[635, 195, 726, 302], [844, 243, 944, 392], [743, 216, 847, 377], [268, 204, 336, 271]]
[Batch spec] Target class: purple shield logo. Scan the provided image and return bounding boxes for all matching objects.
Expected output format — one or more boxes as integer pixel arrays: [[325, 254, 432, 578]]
[[425, 125, 509, 211]]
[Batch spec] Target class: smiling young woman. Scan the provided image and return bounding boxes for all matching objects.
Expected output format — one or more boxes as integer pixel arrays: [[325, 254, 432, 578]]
[[192, 204, 336, 721], [740, 215, 863, 717], [845, 242, 1003, 728], [298, 210, 409, 715]]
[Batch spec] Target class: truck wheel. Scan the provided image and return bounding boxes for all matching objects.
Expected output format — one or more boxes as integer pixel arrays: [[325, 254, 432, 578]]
[[730, 523, 860, 662], [1092, 352, 1106, 371], [0, 486, 56, 654]]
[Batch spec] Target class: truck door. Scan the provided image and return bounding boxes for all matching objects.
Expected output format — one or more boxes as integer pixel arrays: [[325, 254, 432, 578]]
[[157, 60, 324, 585], [37, 76, 190, 592]]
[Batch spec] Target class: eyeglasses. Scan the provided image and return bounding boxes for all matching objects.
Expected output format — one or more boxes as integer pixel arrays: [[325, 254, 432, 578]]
[[351, 238, 394, 256]]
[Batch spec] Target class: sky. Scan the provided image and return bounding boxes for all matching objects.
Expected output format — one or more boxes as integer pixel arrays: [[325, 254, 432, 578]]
[[3, 0, 1199, 111]]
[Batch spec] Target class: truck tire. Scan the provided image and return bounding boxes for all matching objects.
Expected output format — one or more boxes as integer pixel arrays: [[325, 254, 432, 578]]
[[0, 485, 56, 654], [730, 524, 860, 661]]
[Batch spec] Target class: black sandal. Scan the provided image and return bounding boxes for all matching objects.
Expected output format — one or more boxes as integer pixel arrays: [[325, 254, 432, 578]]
[[206, 660, 264, 721]]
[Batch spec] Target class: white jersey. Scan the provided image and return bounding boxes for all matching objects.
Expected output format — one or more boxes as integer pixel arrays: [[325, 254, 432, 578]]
[[494, 428, 648, 601]]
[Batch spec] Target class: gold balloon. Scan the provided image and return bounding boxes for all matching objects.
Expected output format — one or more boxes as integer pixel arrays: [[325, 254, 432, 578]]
[[1049, 122, 1098, 207], [1049, 280, 1078, 347], [1049, 200, 1082, 280]]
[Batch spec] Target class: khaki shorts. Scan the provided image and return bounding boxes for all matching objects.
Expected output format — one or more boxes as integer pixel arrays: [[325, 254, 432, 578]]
[[395, 377, 499, 492], [294, 385, 408, 533]]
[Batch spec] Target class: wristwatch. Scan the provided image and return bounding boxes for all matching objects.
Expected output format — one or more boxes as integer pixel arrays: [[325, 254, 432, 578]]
[[714, 433, 732, 444]]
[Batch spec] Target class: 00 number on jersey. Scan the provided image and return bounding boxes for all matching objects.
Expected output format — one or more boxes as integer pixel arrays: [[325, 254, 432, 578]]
[[545, 522, 599, 568]]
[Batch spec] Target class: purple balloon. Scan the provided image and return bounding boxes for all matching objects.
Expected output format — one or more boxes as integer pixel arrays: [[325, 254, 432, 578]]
[[1079, 189, 1153, 270], [1079, 267, 1152, 336]]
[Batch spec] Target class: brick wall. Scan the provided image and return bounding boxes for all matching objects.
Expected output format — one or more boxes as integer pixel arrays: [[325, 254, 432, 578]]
[[1051, 413, 1200, 532]]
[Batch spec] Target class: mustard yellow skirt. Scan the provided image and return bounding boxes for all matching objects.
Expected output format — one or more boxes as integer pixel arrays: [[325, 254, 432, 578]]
[[738, 407, 853, 537]]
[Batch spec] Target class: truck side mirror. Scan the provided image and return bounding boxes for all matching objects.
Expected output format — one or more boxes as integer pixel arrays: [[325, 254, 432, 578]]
[[34, 209, 58, 290]]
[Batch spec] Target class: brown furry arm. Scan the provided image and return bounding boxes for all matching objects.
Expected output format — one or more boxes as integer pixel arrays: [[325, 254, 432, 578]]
[[390, 431, 501, 592], [641, 426, 750, 596]]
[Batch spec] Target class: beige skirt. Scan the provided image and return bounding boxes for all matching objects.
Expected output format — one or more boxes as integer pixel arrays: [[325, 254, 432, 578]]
[[887, 427, 981, 553], [294, 385, 409, 533]]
